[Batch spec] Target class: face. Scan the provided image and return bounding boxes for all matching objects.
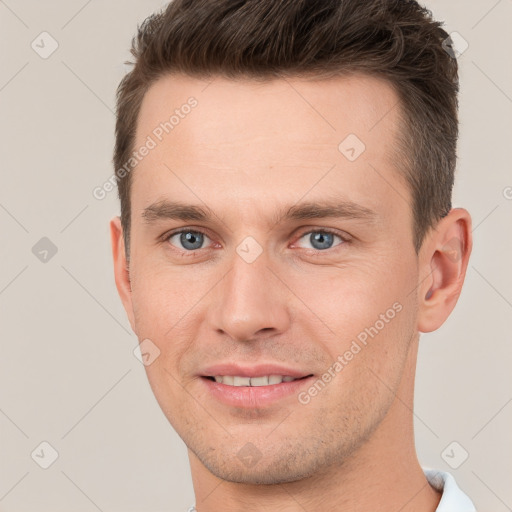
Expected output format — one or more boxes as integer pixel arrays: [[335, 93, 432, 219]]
[[116, 73, 423, 484]]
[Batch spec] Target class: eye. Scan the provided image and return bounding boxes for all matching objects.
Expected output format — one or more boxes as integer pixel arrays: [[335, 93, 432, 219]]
[[167, 229, 212, 251], [162, 227, 348, 256], [294, 229, 346, 251]]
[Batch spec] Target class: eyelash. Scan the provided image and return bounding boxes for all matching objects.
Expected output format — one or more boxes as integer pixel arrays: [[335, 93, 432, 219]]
[[161, 227, 351, 257]]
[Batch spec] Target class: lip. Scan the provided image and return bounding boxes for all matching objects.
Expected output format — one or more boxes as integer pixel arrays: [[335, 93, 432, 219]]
[[199, 363, 309, 379], [198, 363, 314, 408]]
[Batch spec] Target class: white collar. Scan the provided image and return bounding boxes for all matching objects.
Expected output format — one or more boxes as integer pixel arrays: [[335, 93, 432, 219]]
[[423, 468, 477, 512]]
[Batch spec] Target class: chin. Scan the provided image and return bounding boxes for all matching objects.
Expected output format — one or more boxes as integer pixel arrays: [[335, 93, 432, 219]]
[[206, 461, 316, 485], [191, 442, 331, 485]]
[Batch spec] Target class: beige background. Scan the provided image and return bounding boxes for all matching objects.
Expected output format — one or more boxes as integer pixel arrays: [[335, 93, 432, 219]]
[[0, 0, 511, 511]]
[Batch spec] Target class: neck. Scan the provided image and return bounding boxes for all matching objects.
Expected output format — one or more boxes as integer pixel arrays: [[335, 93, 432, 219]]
[[188, 338, 441, 512]]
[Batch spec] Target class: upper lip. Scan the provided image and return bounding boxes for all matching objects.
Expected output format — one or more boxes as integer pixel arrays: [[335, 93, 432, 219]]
[[199, 363, 312, 378]]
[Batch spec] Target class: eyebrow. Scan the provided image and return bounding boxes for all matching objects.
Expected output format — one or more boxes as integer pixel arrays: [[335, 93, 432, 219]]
[[142, 199, 379, 226]]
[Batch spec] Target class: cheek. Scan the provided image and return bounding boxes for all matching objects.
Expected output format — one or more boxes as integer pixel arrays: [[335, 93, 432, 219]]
[[130, 261, 192, 331], [289, 255, 416, 371], [129, 262, 216, 380], [304, 297, 416, 427], [291, 256, 410, 330], [129, 269, 190, 372]]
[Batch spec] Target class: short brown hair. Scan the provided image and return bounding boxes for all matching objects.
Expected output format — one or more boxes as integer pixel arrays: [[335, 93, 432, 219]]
[[113, 0, 459, 257]]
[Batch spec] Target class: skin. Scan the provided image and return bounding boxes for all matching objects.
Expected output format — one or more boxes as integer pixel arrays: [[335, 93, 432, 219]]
[[111, 73, 472, 511]]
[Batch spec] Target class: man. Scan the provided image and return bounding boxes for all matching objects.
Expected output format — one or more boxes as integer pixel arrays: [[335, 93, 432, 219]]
[[110, 1, 476, 510]]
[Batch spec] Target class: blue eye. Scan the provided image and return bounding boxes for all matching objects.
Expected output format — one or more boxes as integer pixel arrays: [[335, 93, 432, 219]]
[[296, 230, 344, 251], [164, 228, 347, 255], [168, 230, 211, 251]]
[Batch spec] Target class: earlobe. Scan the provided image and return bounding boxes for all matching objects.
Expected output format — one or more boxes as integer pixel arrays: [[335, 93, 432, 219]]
[[417, 208, 473, 333], [110, 216, 136, 332]]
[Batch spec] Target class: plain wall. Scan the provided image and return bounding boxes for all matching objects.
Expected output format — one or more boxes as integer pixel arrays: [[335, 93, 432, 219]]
[[1, 1, 510, 510]]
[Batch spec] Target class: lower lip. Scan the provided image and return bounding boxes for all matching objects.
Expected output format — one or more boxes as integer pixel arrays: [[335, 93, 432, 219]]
[[200, 376, 314, 408]]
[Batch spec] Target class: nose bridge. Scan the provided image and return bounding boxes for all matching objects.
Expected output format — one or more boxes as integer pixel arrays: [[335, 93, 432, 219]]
[[209, 242, 290, 342]]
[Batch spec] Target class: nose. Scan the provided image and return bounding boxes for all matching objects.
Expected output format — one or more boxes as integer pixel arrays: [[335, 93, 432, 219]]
[[208, 248, 291, 343]]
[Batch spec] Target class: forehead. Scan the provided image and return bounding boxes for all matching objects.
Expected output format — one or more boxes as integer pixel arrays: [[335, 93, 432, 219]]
[[135, 72, 401, 144], [131, 72, 410, 225]]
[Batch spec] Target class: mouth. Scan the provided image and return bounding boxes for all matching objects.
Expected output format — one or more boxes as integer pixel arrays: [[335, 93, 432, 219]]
[[202, 374, 312, 386], [198, 365, 315, 408]]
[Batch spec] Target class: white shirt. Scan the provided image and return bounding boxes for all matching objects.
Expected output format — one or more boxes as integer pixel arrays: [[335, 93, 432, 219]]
[[424, 468, 477, 511], [186, 468, 476, 512]]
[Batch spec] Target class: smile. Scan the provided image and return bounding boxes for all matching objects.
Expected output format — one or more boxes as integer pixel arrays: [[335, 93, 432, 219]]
[[206, 375, 307, 386]]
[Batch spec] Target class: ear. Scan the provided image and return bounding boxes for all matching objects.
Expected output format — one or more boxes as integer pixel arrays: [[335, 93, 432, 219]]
[[110, 216, 136, 332], [417, 208, 473, 333]]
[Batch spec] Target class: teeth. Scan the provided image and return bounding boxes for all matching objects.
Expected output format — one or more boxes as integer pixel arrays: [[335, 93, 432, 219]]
[[233, 376, 251, 386], [249, 376, 269, 387], [211, 375, 299, 387]]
